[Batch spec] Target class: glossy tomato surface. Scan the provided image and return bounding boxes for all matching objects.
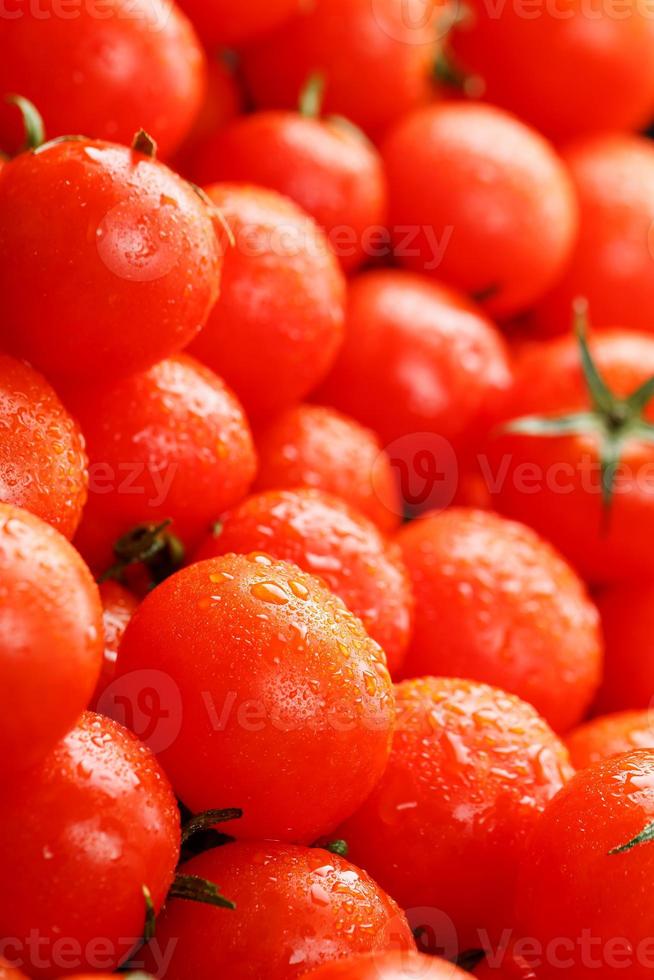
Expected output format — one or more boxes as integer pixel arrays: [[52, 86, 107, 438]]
[[303, 951, 470, 978], [567, 711, 654, 769]]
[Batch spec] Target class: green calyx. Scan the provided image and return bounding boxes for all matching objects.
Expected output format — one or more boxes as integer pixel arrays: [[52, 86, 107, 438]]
[[299, 72, 326, 119], [503, 300, 654, 513], [5, 94, 45, 152], [142, 884, 156, 942], [99, 519, 185, 588], [131, 129, 158, 159], [609, 819, 654, 855], [181, 807, 243, 845], [170, 873, 236, 910]]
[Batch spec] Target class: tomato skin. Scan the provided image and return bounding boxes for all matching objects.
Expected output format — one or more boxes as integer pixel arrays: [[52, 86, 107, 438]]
[[338, 678, 573, 954], [0, 712, 180, 979], [488, 330, 654, 584], [90, 582, 140, 712], [0, 0, 205, 158], [0, 352, 87, 540], [66, 354, 256, 574], [515, 750, 654, 980], [451, 0, 654, 144], [0, 140, 221, 385], [172, 57, 244, 176], [567, 711, 654, 770], [115, 554, 395, 842], [188, 184, 345, 421], [473, 946, 540, 978], [253, 404, 402, 533], [0, 960, 28, 979], [191, 112, 387, 272], [0, 504, 103, 775], [193, 488, 414, 675], [140, 842, 414, 980], [316, 270, 512, 493], [302, 951, 470, 978], [381, 103, 578, 319], [595, 582, 654, 714], [396, 509, 602, 733], [534, 136, 654, 337], [241, 0, 440, 140], [177, 0, 299, 46]]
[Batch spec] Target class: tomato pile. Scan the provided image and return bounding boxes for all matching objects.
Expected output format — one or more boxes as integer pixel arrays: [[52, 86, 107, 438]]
[[3, 1, 654, 978]]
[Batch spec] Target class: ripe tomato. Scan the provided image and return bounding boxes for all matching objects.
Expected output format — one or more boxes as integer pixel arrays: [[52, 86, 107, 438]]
[[0, 712, 180, 979], [0, 0, 205, 158], [515, 750, 654, 979], [303, 951, 470, 978], [193, 488, 413, 675], [0, 504, 103, 775], [177, 0, 299, 46], [488, 328, 654, 584], [66, 354, 256, 574], [0, 352, 87, 540], [188, 184, 345, 420], [316, 270, 512, 515], [595, 582, 654, 714], [191, 109, 387, 272], [338, 678, 573, 954], [567, 711, 654, 770], [473, 945, 539, 978], [241, 0, 441, 140], [533, 136, 654, 337], [0, 960, 27, 979], [90, 582, 140, 712], [0, 138, 221, 385], [381, 103, 578, 319], [450, 0, 654, 144], [171, 57, 243, 176], [396, 509, 602, 732], [253, 404, 402, 533], [115, 554, 394, 842], [140, 842, 415, 979]]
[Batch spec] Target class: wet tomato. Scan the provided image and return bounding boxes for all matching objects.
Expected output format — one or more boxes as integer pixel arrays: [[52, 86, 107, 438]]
[[567, 711, 654, 769], [90, 581, 140, 712], [303, 951, 471, 978]]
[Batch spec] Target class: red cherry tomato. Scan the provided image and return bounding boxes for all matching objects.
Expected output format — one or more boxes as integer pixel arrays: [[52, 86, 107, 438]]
[[0, 960, 27, 979], [193, 488, 414, 675], [191, 111, 387, 272], [316, 269, 512, 513], [241, 0, 441, 140], [487, 329, 654, 584], [450, 0, 654, 144], [0, 352, 87, 540], [0, 138, 221, 385], [0, 504, 103, 775], [533, 136, 654, 337], [595, 582, 654, 714], [171, 57, 244, 176], [115, 554, 394, 842], [66, 354, 256, 574], [381, 103, 578, 319], [338, 678, 573, 954], [0, 0, 205, 158], [177, 0, 299, 46], [515, 750, 654, 980], [90, 581, 140, 712], [396, 509, 602, 733], [188, 183, 345, 420], [303, 951, 470, 978], [253, 404, 402, 534], [0, 712, 180, 979], [473, 945, 540, 979], [567, 711, 654, 770], [140, 842, 415, 980]]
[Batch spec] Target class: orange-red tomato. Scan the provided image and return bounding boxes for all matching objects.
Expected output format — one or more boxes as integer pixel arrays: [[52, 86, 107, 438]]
[[66, 355, 256, 574], [191, 111, 387, 272], [90, 582, 140, 712], [0, 352, 87, 540], [567, 711, 654, 770], [115, 554, 395, 842], [241, 0, 441, 140], [188, 184, 345, 420], [141, 842, 415, 980], [381, 103, 578, 319], [177, 0, 299, 46], [595, 582, 654, 714], [396, 510, 602, 732], [253, 404, 402, 534], [488, 330, 654, 584], [0, 0, 205, 159], [451, 0, 654, 144], [338, 678, 573, 954], [303, 951, 470, 978], [515, 750, 654, 979], [0, 139, 221, 385], [193, 488, 413, 675], [534, 136, 654, 337], [0, 504, 103, 776]]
